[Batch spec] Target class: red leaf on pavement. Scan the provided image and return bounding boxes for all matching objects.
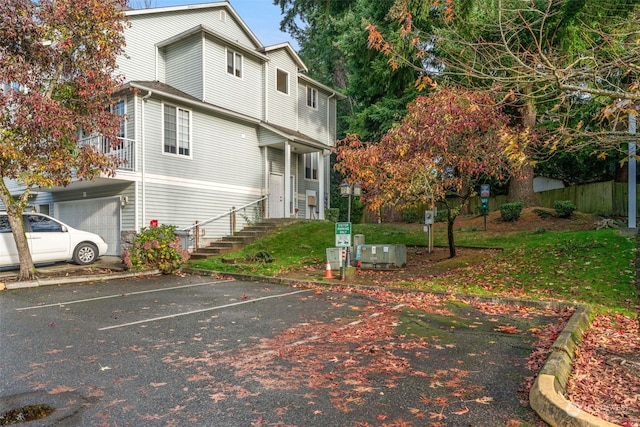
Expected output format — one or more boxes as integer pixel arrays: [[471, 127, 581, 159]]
[[451, 406, 469, 415]]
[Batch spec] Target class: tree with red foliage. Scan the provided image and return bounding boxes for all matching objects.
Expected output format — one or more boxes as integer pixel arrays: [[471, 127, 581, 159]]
[[335, 87, 527, 257], [0, 0, 127, 280]]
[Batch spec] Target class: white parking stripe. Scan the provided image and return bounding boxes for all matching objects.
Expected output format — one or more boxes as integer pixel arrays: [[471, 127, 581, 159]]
[[15, 280, 235, 311], [98, 289, 312, 331]]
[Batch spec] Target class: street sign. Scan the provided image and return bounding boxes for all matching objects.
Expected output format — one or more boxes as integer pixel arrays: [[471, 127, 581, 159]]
[[335, 222, 352, 247]]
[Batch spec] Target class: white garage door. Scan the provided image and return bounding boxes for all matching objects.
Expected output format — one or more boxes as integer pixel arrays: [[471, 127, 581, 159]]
[[56, 198, 120, 256]]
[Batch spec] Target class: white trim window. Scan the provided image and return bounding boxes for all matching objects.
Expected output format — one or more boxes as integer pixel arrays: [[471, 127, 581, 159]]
[[227, 49, 242, 78], [111, 99, 126, 138], [163, 104, 191, 156], [306, 86, 317, 109], [304, 152, 318, 180], [276, 68, 289, 94]]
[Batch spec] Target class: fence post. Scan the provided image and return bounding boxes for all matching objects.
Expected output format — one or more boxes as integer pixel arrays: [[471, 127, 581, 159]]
[[195, 220, 200, 252]]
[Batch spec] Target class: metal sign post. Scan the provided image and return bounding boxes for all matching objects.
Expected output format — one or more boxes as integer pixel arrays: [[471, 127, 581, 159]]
[[335, 222, 352, 280], [480, 184, 490, 231]]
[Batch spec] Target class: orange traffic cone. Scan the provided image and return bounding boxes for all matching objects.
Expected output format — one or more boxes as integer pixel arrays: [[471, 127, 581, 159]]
[[324, 259, 334, 279]]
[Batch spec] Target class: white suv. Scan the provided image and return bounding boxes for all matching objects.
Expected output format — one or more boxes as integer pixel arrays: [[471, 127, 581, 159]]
[[0, 212, 108, 267]]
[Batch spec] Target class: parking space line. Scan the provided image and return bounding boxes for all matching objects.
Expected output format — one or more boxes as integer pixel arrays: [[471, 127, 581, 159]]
[[15, 280, 235, 311], [98, 289, 312, 331]]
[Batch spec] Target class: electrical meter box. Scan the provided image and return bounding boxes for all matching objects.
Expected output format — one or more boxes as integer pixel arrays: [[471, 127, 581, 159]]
[[424, 210, 435, 225], [326, 247, 343, 269], [358, 244, 407, 269]]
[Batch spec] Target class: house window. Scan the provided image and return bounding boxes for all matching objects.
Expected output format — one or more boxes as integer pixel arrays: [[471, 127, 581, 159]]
[[276, 68, 289, 94], [164, 104, 191, 156], [304, 152, 318, 180], [111, 99, 126, 138], [227, 50, 242, 78], [306, 86, 317, 109]]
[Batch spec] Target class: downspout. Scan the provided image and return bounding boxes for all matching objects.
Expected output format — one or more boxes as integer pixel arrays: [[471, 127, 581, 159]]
[[324, 91, 337, 213], [141, 90, 152, 229]]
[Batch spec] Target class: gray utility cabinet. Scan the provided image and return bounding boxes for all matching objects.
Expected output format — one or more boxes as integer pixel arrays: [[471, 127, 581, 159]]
[[358, 244, 407, 269]]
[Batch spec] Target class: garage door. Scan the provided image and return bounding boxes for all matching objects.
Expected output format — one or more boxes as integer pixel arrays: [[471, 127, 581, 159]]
[[56, 198, 120, 256]]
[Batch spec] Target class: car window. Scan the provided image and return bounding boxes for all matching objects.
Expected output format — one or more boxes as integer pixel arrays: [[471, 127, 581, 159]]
[[25, 215, 63, 232], [0, 215, 11, 233]]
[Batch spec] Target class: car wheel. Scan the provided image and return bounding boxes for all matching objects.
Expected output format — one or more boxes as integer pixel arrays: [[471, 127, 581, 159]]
[[73, 242, 98, 265]]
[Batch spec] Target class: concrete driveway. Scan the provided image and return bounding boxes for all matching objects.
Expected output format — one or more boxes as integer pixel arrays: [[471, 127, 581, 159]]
[[0, 274, 561, 426]]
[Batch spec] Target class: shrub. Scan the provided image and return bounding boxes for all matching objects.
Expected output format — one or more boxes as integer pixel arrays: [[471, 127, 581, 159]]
[[435, 209, 447, 222], [402, 209, 419, 223], [500, 202, 524, 222], [324, 208, 339, 223], [554, 200, 576, 218], [122, 224, 190, 274]]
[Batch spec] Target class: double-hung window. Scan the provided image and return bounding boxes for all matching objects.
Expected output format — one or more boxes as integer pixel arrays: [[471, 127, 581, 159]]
[[164, 104, 191, 156], [227, 50, 242, 78], [304, 153, 318, 180], [306, 86, 317, 109]]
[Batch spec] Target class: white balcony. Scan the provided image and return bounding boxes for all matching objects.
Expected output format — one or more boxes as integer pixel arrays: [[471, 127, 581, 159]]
[[80, 135, 136, 172]]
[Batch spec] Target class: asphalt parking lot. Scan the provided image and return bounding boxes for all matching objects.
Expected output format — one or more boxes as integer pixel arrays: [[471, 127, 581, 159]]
[[0, 274, 562, 426]]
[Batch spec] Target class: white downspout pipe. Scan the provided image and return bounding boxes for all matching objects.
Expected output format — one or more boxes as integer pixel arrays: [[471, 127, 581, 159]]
[[141, 90, 152, 229]]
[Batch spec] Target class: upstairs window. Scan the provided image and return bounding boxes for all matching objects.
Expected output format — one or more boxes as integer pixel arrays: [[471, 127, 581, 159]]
[[306, 86, 317, 109], [110, 99, 126, 138], [276, 68, 289, 94], [227, 50, 242, 78], [304, 152, 318, 180], [164, 104, 191, 156]]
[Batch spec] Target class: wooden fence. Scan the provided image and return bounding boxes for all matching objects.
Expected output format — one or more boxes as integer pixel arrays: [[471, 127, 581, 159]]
[[364, 181, 639, 222]]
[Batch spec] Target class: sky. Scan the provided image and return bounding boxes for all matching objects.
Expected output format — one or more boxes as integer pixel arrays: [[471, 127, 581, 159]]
[[132, 0, 297, 48]]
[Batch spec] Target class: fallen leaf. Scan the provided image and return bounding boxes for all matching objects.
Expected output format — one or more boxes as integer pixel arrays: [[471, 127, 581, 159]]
[[452, 406, 469, 415]]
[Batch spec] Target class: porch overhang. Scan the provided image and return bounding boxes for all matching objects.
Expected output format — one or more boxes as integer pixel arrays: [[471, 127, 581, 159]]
[[259, 122, 329, 154]]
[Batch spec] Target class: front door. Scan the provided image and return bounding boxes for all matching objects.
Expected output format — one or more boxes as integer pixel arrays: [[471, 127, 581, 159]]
[[269, 173, 285, 218]]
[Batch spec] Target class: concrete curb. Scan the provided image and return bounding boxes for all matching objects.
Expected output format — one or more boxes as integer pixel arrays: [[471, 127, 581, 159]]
[[3, 270, 161, 290], [529, 304, 619, 427]]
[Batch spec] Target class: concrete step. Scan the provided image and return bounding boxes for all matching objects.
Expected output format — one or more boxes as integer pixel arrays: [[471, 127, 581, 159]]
[[189, 218, 300, 260]]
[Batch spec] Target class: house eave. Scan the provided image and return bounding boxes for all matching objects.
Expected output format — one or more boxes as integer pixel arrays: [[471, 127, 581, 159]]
[[126, 81, 261, 126]]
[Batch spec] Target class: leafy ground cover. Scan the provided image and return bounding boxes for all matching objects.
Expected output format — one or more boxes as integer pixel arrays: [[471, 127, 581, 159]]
[[187, 208, 639, 425]]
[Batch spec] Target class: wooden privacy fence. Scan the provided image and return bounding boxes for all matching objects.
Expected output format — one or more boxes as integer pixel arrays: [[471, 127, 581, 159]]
[[363, 181, 639, 222], [463, 181, 638, 216]]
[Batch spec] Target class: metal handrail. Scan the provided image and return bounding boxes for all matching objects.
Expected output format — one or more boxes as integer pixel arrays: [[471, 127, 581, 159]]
[[180, 195, 268, 233]]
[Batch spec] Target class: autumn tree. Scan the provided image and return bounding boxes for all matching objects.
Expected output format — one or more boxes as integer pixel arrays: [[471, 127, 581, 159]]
[[366, 0, 640, 203], [0, 0, 127, 280], [335, 87, 526, 257]]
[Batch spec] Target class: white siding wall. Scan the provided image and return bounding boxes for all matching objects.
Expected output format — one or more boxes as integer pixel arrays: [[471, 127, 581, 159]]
[[120, 7, 259, 83], [164, 34, 203, 99], [297, 83, 333, 144], [203, 35, 263, 118], [265, 50, 298, 128], [134, 95, 265, 237]]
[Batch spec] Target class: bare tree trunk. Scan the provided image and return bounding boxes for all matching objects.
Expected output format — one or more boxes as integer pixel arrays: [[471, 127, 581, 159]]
[[0, 183, 36, 281], [509, 98, 537, 205], [447, 215, 456, 258]]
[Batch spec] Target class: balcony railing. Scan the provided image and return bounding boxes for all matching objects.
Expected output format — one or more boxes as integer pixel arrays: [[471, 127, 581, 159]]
[[80, 135, 136, 172]]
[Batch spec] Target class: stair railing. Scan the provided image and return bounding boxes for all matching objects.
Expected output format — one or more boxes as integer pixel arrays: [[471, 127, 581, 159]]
[[179, 196, 267, 251]]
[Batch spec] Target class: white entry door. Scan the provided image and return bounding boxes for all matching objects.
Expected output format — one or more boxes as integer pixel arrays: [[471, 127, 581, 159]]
[[269, 173, 285, 218]]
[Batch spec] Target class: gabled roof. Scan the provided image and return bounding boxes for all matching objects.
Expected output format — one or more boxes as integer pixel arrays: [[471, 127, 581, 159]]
[[262, 43, 307, 72], [125, 1, 263, 49], [157, 24, 270, 62]]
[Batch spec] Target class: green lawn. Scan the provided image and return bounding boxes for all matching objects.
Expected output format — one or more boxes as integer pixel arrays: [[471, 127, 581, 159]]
[[187, 220, 637, 315]]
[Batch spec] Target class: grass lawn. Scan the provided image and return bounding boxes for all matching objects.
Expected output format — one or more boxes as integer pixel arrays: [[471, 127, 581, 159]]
[[187, 215, 637, 316]]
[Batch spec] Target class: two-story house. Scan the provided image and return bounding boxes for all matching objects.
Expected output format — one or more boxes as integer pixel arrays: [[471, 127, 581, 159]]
[[3, 2, 344, 256]]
